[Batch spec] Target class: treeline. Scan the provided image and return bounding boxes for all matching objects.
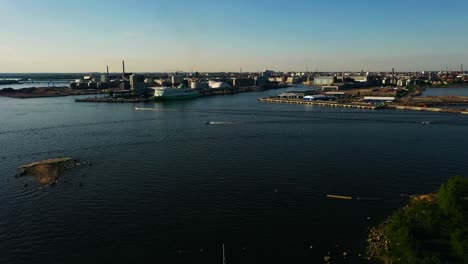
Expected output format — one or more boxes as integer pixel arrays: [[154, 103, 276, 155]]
[[384, 177, 468, 263], [396, 85, 416, 98], [0, 73, 86, 80]]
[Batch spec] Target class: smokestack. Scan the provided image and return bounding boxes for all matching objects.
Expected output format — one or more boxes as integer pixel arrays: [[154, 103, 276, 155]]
[[122, 60, 126, 79], [106, 65, 109, 75]]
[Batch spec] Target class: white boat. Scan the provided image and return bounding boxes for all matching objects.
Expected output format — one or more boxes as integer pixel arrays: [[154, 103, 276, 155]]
[[149, 86, 199, 101]]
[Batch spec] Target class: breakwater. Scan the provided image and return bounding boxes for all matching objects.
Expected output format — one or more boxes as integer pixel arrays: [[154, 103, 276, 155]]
[[75, 97, 149, 103], [258, 97, 468, 114], [257, 98, 377, 109], [387, 105, 468, 114]]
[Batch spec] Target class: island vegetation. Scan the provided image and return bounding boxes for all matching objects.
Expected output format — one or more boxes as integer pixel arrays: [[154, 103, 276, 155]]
[[367, 176, 468, 263], [17, 157, 78, 184]]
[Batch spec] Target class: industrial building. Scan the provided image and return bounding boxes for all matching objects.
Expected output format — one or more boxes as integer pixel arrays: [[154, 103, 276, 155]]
[[209, 81, 231, 89], [231, 78, 255, 87], [313, 76, 336, 86], [190, 81, 209, 89], [286, 77, 299, 84], [171, 76, 184, 87], [130, 74, 145, 93], [363, 96, 395, 103], [277, 92, 304, 99], [348, 75, 368, 83], [303, 95, 335, 101]]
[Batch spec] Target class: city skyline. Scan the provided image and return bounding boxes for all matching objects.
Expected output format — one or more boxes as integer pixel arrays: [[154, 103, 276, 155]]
[[1, 0, 468, 73]]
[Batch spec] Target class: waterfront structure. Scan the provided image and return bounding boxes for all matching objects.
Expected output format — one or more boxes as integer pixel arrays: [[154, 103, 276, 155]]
[[322, 86, 340, 91], [303, 95, 335, 101], [278, 92, 304, 99], [325, 91, 346, 96]]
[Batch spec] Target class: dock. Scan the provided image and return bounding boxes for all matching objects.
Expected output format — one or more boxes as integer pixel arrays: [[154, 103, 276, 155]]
[[258, 97, 468, 114], [257, 98, 377, 109], [75, 97, 149, 103]]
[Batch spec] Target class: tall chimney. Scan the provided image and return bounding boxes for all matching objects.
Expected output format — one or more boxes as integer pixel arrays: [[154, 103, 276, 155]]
[[107, 65, 109, 75], [122, 60, 126, 79]]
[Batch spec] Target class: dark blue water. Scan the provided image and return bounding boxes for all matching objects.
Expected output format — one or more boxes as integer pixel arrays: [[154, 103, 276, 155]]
[[1, 88, 468, 264]]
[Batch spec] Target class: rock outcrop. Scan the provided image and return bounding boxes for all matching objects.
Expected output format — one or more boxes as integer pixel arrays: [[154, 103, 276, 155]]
[[17, 157, 77, 184]]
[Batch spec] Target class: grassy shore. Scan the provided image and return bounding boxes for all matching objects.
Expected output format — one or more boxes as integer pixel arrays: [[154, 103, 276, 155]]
[[366, 177, 468, 263]]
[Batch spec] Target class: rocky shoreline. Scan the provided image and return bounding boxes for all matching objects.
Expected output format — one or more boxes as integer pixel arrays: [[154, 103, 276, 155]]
[[0, 87, 104, 99]]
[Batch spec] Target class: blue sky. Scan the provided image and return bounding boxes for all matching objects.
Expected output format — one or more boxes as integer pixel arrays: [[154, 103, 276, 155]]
[[1, 0, 467, 72]]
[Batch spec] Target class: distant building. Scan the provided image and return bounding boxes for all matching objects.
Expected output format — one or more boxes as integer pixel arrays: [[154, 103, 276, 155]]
[[171, 76, 184, 87], [322, 86, 340, 91], [275, 77, 285, 83], [190, 81, 208, 89], [261, 70, 275, 78], [348, 75, 368, 83], [231, 78, 255, 87], [278, 92, 304, 99], [145, 78, 155, 85], [87, 82, 97, 89], [303, 95, 335, 101], [100, 75, 110, 83], [325, 91, 346, 97], [286, 77, 299, 84], [130, 74, 145, 92], [313, 76, 335, 86], [363, 96, 395, 103], [254, 76, 267, 86], [209, 81, 231, 89]]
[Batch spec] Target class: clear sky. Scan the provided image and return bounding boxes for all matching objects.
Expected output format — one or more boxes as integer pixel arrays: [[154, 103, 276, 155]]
[[1, 0, 468, 73]]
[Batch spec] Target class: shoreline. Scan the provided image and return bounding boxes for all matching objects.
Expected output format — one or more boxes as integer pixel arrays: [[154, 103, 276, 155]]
[[0, 87, 112, 99], [0, 84, 292, 100], [258, 97, 468, 115]]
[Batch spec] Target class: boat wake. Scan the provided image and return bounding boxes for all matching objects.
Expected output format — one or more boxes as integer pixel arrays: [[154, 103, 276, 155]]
[[205, 121, 240, 125], [134, 107, 175, 111]]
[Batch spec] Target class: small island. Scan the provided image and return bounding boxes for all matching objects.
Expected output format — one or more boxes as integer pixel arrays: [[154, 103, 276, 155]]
[[17, 157, 78, 184], [366, 176, 468, 263]]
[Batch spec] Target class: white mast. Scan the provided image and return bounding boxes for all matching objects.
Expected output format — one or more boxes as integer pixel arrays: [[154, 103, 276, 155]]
[[222, 243, 226, 264]]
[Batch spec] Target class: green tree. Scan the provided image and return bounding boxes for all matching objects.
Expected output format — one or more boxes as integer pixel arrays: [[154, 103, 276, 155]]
[[382, 177, 468, 263]]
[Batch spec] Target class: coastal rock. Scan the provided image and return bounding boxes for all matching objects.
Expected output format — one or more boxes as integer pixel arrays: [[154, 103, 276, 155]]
[[17, 157, 78, 185]]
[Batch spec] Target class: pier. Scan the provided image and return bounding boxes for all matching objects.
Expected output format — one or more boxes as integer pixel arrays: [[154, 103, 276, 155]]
[[75, 97, 149, 103], [258, 97, 468, 114], [257, 97, 377, 109]]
